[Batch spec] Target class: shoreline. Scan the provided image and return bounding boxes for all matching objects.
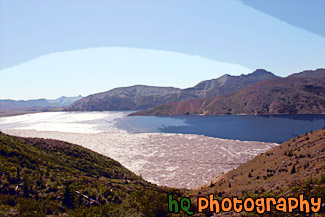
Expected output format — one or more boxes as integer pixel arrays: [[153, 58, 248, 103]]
[[1, 128, 277, 189], [129, 112, 325, 117], [0, 110, 43, 118]]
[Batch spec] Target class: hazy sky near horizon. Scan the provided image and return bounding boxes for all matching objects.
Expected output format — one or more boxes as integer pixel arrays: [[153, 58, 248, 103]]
[[0, 0, 324, 100]]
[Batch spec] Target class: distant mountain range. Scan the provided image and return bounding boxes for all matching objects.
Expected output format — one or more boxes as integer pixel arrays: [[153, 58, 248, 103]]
[[2, 68, 324, 116], [67, 69, 278, 111], [0, 95, 82, 116], [132, 69, 325, 116], [0, 95, 83, 109], [46, 95, 83, 107]]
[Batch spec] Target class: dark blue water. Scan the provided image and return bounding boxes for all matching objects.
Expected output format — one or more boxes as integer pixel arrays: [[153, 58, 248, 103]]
[[115, 114, 325, 143]]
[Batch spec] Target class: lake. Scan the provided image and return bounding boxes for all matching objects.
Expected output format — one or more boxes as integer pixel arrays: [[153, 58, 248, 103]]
[[115, 114, 325, 143], [0, 112, 324, 143]]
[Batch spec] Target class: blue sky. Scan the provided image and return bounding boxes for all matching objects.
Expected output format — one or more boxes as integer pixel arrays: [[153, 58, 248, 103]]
[[242, 0, 325, 37], [0, 0, 324, 100]]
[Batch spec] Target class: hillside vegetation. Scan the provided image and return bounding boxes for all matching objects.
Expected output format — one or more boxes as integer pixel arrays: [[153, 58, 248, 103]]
[[0, 132, 184, 216]]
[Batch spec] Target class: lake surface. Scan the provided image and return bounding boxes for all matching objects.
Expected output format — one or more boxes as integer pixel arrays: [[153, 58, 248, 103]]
[[0, 112, 324, 143], [115, 114, 325, 143]]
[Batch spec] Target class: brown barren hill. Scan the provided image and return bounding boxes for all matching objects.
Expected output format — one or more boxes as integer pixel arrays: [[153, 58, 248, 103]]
[[195, 128, 325, 197], [67, 69, 278, 111], [132, 76, 325, 116]]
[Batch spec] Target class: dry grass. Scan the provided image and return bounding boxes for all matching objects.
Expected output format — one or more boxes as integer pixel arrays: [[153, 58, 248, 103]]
[[195, 128, 325, 197]]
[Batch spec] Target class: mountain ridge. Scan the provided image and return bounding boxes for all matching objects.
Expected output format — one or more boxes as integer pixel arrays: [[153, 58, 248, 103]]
[[288, 68, 325, 78], [0, 95, 83, 116], [67, 69, 279, 111], [47, 95, 83, 107], [0, 95, 83, 109], [131, 69, 325, 116]]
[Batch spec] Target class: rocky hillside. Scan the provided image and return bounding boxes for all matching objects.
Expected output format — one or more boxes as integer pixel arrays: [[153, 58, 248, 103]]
[[289, 68, 325, 78], [195, 128, 325, 197], [67, 69, 278, 111], [132, 75, 325, 116], [185, 69, 277, 98], [190, 128, 325, 216], [0, 132, 183, 216], [66, 85, 188, 111]]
